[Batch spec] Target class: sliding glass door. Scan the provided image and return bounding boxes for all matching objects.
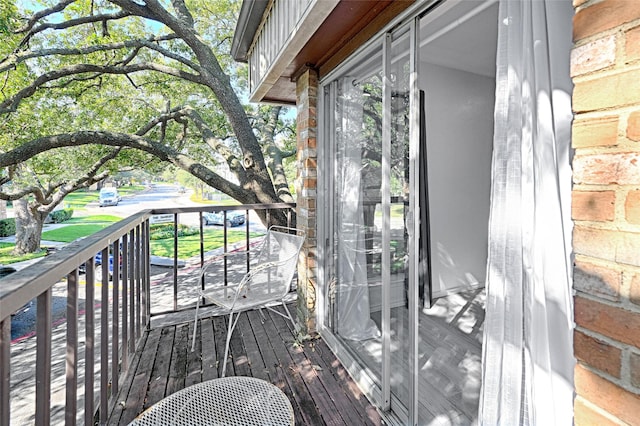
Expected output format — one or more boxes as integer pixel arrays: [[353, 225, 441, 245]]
[[323, 17, 421, 423], [320, 1, 496, 424]]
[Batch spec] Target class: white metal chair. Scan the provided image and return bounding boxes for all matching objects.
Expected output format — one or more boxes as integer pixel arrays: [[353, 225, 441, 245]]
[[191, 226, 305, 377]]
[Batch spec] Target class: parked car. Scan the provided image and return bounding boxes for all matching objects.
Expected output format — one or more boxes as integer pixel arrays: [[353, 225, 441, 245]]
[[202, 211, 245, 227], [78, 251, 114, 277], [99, 188, 120, 207]]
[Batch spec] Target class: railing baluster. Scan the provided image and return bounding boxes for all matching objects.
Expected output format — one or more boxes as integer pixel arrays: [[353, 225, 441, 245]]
[[84, 264, 95, 426], [134, 226, 141, 341], [129, 229, 135, 355], [245, 209, 250, 273], [66, 270, 79, 426], [35, 289, 52, 426], [0, 317, 10, 426], [145, 220, 151, 324], [99, 255, 108, 425], [121, 235, 129, 371], [111, 242, 120, 402], [199, 213, 205, 295], [223, 212, 228, 286], [173, 213, 178, 311], [141, 223, 148, 329]]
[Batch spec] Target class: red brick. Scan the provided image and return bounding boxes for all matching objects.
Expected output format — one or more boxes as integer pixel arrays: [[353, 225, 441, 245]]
[[571, 35, 616, 77], [573, 0, 640, 42], [573, 226, 618, 262], [573, 152, 640, 185], [575, 364, 640, 424], [572, 191, 616, 221], [631, 274, 640, 306], [573, 69, 640, 112], [575, 296, 640, 347], [626, 25, 640, 63], [573, 115, 619, 148], [574, 226, 640, 266], [625, 190, 640, 224], [575, 397, 622, 426], [628, 110, 640, 141], [617, 231, 640, 266], [574, 259, 621, 301], [631, 352, 640, 387], [574, 330, 622, 377]]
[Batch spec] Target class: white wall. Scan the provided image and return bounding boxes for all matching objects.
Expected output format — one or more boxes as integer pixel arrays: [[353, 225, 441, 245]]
[[420, 62, 494, 297]]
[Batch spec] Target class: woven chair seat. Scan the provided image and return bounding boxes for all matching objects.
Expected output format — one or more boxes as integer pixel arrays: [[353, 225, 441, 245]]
[[129, 376, 294, 426]]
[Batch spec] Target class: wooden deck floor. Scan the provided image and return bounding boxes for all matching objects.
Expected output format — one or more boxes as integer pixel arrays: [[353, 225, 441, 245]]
[[109, 304, 383, 425]]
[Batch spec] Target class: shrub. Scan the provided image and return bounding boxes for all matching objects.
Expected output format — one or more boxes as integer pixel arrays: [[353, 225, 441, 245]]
[[0, 218, 16, 237], [47, 208, 74, 224], [149, 223, 198, 240]]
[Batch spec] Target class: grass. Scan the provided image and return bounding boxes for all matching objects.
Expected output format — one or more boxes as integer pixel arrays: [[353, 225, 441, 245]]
[[41, 215, 123, 242], [0, 243, 47, 265], [41, 224, 114, 242], [150, 229, 264, 259], [65, 215, 122, 224]]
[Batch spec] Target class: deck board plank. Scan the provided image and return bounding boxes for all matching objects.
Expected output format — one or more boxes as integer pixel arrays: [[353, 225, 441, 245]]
[[166, 323, 189, 395], [144, 326, 175, 407], [185, 321, 203, 388], [109, 327, 160, 424], [271, 310, 351, 426], [237, 312, 270, 381], [111, 303, 384, 425], [261, 308, 326, 426]]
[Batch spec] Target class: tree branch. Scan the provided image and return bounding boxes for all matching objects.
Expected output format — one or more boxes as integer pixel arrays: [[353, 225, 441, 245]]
[[16, 9, 132, 51], [0, 130, 244, 198], [0, 62, 203, 114], [14, 0, 77, 34], [1, 34, 182, 73]]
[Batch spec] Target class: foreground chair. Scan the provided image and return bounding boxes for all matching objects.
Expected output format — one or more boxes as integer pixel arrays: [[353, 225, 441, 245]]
[[191, 226, 305, 377]]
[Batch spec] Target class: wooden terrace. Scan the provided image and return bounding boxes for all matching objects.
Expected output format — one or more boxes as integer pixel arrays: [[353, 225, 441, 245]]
[[109, 303, 383, 425]]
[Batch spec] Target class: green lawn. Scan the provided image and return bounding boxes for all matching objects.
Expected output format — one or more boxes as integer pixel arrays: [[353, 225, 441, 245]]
[[65, 215, 122, 224], [41, 224, 113, 242], [0, 243, 47, 264], [151, 229, 264, 259]]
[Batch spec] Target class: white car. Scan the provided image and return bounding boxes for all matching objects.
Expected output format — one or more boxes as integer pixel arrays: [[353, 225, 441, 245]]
[[99, 188, 120, 207]]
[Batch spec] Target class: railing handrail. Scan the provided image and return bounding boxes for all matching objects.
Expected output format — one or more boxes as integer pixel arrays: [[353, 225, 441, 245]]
[[0, 203, 295, 321]]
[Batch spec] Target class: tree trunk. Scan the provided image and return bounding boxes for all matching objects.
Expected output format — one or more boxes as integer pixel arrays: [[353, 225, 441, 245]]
[[13, 198, 45, 255]]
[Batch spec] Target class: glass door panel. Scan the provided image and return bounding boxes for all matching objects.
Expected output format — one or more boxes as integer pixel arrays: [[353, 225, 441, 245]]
[[387, 25, 415, 419], [329, 51, 384, 383]]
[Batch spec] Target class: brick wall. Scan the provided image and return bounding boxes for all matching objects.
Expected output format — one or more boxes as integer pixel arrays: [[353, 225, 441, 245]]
[[294, 67, 318, 335], [571, 0, 640, 423]]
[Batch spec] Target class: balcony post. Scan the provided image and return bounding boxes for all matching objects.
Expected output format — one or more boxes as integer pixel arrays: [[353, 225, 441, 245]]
[[295, 65, 319, 335]]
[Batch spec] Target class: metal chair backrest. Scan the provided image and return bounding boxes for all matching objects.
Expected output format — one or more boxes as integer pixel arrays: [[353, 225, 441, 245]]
[[240, 226, 305, 303]]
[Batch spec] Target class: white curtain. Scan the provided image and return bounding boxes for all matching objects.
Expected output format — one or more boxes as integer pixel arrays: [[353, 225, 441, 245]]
[[335, 78, 380, 341], [479, 0, 574, 424]]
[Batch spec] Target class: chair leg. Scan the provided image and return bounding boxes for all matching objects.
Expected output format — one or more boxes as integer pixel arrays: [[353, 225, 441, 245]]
[[281, 302, 299, 332], [221, 310, 241, 378], [191, 295, 201, 352]]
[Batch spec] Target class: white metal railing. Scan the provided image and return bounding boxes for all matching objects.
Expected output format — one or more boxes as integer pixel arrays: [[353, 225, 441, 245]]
[[0, 203, 294, 426]]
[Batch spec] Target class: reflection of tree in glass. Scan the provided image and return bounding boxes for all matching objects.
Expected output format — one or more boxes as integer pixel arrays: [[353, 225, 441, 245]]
[[356, 75, 410, 199]]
